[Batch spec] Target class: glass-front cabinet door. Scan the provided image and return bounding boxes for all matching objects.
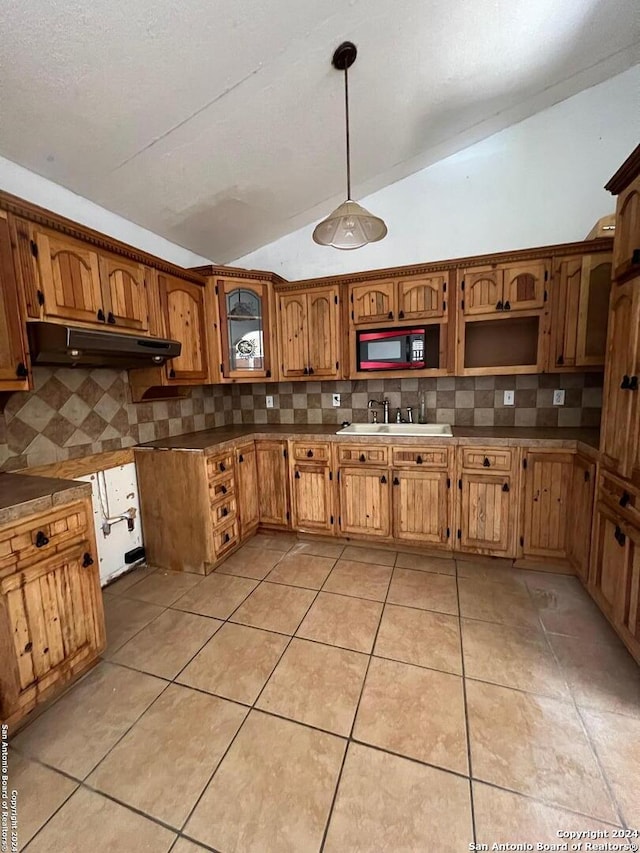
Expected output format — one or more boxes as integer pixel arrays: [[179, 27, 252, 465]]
[[217, 278, 272, 379]]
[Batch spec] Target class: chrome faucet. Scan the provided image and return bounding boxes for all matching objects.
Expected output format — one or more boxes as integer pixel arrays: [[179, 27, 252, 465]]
[[368, 399, 390, 424]]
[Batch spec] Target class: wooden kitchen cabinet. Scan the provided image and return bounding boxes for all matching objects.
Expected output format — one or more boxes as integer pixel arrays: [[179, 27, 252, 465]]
[[567, 454, 596, 582], [217, 277, 274, 380], [159, 274, 209, 383], [396, 274, 447, 320], [98, 253, 149, 331], [599, 280, 640, 479], [339, 467, 391, 538], [350, 279, 396, 324], [461, 260, 547, 316], [0, 211, 30, 391], [277, 285, 340, 379], [255, 440, 290, 528], [521, 450, 573, 559], [608, 154, 640, 280], [548, 253, 612, 370], [291, 463, 334, 533], [0, 499, 105, 728], [235, 442, 260, 540], [392, 469, 450, 545]]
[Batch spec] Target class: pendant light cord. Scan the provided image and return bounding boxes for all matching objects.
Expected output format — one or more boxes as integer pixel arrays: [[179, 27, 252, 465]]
[[344, 65, 351, 200]]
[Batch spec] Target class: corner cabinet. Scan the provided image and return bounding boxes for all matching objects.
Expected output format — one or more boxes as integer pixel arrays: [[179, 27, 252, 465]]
[[0, 211, 30, 391], [217, 278, 275, 381], [159, 275, 209, 383], [277, 285, 341, 379]]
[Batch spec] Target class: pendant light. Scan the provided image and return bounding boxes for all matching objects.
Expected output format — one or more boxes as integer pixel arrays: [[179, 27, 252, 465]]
[[313, 41, 387, 250]]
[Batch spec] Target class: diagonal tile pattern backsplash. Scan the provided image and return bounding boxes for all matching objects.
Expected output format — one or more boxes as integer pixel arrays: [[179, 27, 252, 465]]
[[0, 369, 602, 472]]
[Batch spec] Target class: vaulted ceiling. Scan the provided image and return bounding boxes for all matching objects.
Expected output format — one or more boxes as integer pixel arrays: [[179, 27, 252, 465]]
[[0, 0, 638, 262]]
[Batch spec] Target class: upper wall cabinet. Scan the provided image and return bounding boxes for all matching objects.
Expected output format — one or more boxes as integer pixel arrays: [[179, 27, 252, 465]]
[[216, 277, 275, 381], [160, 274, 209, 383], [0, 212, 30, 391], [278, 285, 340, 379], [350, 274, 446, 325], [612, 172, 640, 280], [98, 254, 149, 331], [461, 260, 547, 316], [547, 252, 612, 371]]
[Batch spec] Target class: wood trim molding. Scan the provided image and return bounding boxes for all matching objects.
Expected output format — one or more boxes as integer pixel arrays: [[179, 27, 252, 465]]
[[0, 190, 207, 285], [190, 263, 287, 284], [279, 239, 614, 290], [605, 144, 640, 195]]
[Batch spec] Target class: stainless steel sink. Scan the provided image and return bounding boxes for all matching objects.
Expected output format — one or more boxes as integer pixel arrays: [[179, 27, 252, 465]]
[[336, 423, 453, 437]]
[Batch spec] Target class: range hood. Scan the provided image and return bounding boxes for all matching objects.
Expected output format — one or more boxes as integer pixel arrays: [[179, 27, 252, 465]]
[[27, 322, 181, 368]]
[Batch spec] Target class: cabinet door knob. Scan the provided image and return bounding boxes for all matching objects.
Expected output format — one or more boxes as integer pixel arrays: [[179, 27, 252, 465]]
[[15, 362, 28, 378], [307, 449, 313, 457], [219, 462, 226, 472], [398, 310, 405, 319], [496, 300, 503, 310], [630, 376, 639, 391], [224, 533, 230, 543], [169, 368, 176, 379], [35, 530, 49, 548], [380, 475, 387, 484], [97, 308, 106, 322], [483, 457, 491, 467], [294, 471, 301, 479], [238, 454, 244, 463], [222, 507, 228, 516], [393, 477, 400, 486], [308, 366, 315, 375], [583, 469, 590, 483], [503, 300, 511, 310], [388, 311, 394, 319], [557, 355, 564, 365], [620, 375, 631, 389], [82, 552, 94, 568], [502, 483, 510, 492], [359, 454, 366, 462], [107, 311, 116, 324], [303, 366, 309, 375], [620, 491, 631, 508], [266, 369, 271, 378], [614, 525, 626, 546], [221, 485, 227, 494]]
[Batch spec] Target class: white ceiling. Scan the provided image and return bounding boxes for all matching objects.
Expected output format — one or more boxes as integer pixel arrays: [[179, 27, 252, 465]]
[[0, 0, 638, 263]]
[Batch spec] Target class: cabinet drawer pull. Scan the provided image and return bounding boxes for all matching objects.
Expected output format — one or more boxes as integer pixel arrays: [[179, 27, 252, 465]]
[[557, 355, 564, 365], [359, 454, 366, 462], [294, 471, 301, 479], [483, 457, 491, 467], [169, 368, 176, 378], [380, 475, 387, 484], [307, 449, 314, 457], [266, 369, 271, 378], [224, 533, 230, 543], [35, 530, 49, 548], [238, 454, 244, 463], [620, 491, 631, 508], [219, 462, 226, 472], [221, 507, 229, 517], [308, 366, 315, 375], [502, 483, 510, 492], [620, 374, 631, 389], [393, 477, 400, 486], [82, 552, 94, 568], [614, 525, 626, 546], [303, 366, 309, 375], [416, 455, 423, 465], [496, 300, 503, 310], [221, 485, 227, 494]]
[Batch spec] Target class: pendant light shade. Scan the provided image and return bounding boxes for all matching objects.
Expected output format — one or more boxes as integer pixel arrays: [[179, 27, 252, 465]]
[[313, 42, 387, 250]]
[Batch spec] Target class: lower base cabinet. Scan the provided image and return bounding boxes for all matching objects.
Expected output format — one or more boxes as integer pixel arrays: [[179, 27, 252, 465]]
[[255, 440, 290, 528], [458, 472, 515, 556], [339, 467, 391, 538], [291, 463, 334, 533], [521, 450, 574, 560], [235, 442, 259, 539], [392, 469, 450, 545], [567, 454, 596, 581], [0, 499, 104, 728]]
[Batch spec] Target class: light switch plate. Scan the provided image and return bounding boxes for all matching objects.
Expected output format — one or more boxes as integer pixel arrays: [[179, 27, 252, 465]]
[[332, 393, 341, 407], [265, 395, 274, 409], [553, 389, 565, 406], [503, 390, 515, 406]]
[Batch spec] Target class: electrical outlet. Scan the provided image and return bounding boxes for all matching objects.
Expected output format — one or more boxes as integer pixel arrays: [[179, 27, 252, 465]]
[[265, 395, 274, 409], [332, 393, 341, 407], [553, 389, 565, 406], [503, 390, 515, 406]]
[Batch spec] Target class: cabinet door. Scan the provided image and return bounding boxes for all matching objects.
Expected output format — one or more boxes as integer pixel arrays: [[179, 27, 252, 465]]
[[35, 229, 104, 324], [307, 287, 340, 378], [219, 280, 272, 379], [291, 464, 333, 532], [522, 451, 573, 559], [600, 282, 640, 477], [568, 455, 595, 582], [99, 255, 149, 331], [350, 281, 396, 324], [613, 177, 640, 278], [160, 275, 208, 382], [235, 443, 259, 539], [0, 543, 104, 722], [462, 267, 502, 315], [279, 292, 308, 377], [589, 502, 629, 625], [0, 212, 30, 390], [459, 474, 514, 555], [548, 256, 582, 369], [576, 255, 612, 366], [502, 261, 547, 311], [255, 440, 290, 527], [397, 275, 446, 320], [392, 469, 449, 545], [339, 467, 391, 537]]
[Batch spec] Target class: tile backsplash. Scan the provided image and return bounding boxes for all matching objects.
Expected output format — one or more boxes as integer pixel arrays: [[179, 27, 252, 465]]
[[230, 374, 603, 429], [0, 370, 602, 472]]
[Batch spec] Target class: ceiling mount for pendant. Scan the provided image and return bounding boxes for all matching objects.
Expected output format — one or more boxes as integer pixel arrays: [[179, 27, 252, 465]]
[[312, 40, 387, 250]]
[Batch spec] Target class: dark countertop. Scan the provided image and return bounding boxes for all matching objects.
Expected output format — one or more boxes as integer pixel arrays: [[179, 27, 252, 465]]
[[0, 473, 92, 527], [135, 424, 600, 454]]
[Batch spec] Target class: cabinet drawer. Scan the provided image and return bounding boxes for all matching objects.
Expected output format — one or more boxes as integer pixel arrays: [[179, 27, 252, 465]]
[[392, 447, 450, 469], [338, 444, 389, 465], [211, 496, 237, 527], [0, 502, 90, 575], [207, 453, 234, 479], [460, 447, 514, 472], [213, 519, 239, 557], [209, 473, 235, 503], [599, 470, 640, 529], [291, 442, 331, 463]]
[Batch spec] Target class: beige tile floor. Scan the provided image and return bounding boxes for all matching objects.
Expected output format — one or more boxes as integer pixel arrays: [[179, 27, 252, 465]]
[[9, 537, 640, 852]]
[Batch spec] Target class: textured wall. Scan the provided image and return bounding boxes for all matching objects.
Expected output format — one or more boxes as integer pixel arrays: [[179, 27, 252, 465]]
[[230, 374, 603, 429], [0, 367, 232, 472]]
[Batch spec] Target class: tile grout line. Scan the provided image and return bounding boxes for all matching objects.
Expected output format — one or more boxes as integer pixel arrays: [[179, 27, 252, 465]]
[[317, 559, 394, 852]]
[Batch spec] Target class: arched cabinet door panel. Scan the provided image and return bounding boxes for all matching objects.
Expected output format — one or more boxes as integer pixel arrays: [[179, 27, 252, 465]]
[[461, 268, 502, 315], [502, 261, 547, 311], [350, 280, 396, 324], [35, 229, 104, 324], [614, 185, 640, 276], [279, 293, 308, 377], [159, 275, 208, 382], [100, 255, 149, 331], [217, 279, 272, 380], [397, 275, 446, 320]]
